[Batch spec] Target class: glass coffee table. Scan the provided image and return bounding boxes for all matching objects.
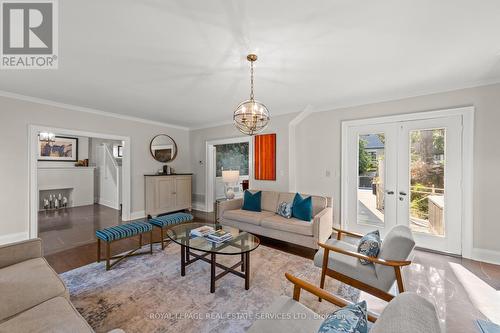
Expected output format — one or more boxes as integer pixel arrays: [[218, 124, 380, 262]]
[[166, 222, 260, 293]]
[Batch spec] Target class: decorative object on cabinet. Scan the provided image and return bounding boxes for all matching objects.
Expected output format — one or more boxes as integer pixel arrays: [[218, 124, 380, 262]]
[[222, 170, 240, 199], [38, 135, 78, 162], [254, 133, 276, 180], [145, 174, 192, 218], [150, 134, 177, 163]]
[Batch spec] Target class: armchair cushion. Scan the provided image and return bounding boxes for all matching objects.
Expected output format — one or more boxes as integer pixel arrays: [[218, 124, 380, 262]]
[[375, 225, 415, 290], [292, 193, 313, 221], [242, 190, 262, 212], [318, 300, 368, 333], [314, 239, 382, 290], [357, 230, 381, 265], [370, 292, 441, 333]]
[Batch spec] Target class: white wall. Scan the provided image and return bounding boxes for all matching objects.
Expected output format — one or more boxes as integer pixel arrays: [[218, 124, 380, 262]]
[[0, 95, 190, 242], [189, 112, 298, 208], [295, 83, 500, 256]]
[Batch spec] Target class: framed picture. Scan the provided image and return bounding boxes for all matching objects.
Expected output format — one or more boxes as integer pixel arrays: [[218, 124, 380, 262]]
[[254, 133, 276, 180], [38, 136, 78, 162]]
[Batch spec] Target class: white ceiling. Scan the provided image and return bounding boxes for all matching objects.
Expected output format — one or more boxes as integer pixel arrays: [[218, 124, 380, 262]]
[[1, 0, 500, 129]]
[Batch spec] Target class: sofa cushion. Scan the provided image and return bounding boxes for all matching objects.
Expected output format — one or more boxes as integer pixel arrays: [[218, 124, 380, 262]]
[[278, 192, 327, 216], [0, 258, 68, 322], [247, 296, 323, 333], [223, 209, 275, 226], [261, 191, 280, 212], [242, 190, 262, 212], [261, 215, 314, 236], [292, 193, 313, 221], [0, 296, 94, 333], [277, 201, 293, 219], [314, 239, 382, 290]]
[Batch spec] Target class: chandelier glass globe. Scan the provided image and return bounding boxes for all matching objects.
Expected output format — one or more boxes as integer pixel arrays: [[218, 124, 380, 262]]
[[233, 54, 270, 135]]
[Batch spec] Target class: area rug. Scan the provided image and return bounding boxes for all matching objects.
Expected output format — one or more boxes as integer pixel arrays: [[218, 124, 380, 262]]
[[61, 243, 358, 333]]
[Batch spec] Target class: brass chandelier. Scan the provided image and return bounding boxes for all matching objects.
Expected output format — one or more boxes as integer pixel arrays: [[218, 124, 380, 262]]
[[233, 54, 270, 135]]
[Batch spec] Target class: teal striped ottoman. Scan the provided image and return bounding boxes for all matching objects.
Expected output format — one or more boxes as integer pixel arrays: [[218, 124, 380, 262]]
[[149, 212, 193, 249], [96, 221, 153, 270]]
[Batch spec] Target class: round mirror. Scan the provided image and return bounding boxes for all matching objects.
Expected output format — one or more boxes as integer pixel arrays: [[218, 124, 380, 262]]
[[150, 134, 177, 163]]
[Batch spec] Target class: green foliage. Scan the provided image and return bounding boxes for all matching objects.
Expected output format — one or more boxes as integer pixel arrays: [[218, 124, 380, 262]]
[[358, 139, 372, 175], [215, 142, 249, 177], [410, 183, 429, 219]]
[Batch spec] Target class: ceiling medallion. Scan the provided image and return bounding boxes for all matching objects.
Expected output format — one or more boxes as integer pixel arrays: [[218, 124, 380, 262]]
[[233, 54, 270, 135]]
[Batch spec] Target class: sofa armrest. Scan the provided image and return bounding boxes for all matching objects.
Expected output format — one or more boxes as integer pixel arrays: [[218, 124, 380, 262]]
[[313, 207, 333, 244], [217, 198, 243, 220], [0, 238, 42, 268]]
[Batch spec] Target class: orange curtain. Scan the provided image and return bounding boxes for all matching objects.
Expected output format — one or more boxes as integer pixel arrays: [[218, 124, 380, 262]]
[[254, 133, 276, 180]]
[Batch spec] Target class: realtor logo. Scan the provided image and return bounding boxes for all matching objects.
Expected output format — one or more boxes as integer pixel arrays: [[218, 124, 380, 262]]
[[1, 0, 58, 69]]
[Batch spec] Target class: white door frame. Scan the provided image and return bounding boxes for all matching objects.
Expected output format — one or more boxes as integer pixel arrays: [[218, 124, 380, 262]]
[[341, 106, 474, 257], [205, 136, 253, 212], [29, 125, 131, 238]]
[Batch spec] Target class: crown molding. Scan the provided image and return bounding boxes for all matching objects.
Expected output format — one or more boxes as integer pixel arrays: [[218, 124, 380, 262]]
[[0, 90, 190, 131]]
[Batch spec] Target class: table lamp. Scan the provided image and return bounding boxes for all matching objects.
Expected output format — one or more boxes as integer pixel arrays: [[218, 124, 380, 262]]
[[222, 170, 240, 199]]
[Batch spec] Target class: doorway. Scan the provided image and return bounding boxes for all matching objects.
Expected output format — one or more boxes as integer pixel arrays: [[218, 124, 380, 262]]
[[341, 108, 474, 255], [205, 136, 253, 212], [29, 125, 131, 255]]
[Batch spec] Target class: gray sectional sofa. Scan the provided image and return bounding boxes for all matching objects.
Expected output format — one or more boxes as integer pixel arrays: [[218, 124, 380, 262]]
[[0, 238, 123, 333], [218, 190, 333, 249]]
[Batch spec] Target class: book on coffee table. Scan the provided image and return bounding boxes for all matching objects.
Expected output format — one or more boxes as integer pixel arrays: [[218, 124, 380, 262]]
[[206, 230, 232, 243], [190, 226, 215, 237]]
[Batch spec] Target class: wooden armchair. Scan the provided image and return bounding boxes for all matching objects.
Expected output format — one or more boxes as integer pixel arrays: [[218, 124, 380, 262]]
[[247, 272, 441, 333], [315, 225, 415, 302]]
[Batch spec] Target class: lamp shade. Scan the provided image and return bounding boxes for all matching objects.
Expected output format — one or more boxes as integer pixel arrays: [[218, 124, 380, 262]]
[[222, 170, 240, 184]]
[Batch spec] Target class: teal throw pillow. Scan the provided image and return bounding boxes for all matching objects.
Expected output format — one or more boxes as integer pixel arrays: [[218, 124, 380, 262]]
[[357, 230, 381, 265], [318, 300, 368, 333], [242, 190, 262, 212], [292, 193, 313, 221]]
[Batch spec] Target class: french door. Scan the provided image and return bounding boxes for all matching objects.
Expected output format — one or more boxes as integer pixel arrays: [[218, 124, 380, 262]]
[[343, 115, 463, 254]]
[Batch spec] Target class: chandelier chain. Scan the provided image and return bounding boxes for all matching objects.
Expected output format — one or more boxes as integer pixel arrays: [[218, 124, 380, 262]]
[[250, 60, 254, 100]]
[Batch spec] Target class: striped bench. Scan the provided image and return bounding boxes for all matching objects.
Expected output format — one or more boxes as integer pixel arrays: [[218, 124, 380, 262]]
[[96, 221, 153, 270], [149, 212, 193, 249]]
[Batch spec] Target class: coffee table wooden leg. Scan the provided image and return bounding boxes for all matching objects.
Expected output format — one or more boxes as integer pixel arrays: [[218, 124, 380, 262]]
[[245, 252, 250, 290], [180, 244, 186, 276], [210, 253, 216, 293]]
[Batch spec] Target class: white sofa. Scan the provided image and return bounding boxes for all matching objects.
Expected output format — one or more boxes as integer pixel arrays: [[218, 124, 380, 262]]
[[218, 190, 333, 249]]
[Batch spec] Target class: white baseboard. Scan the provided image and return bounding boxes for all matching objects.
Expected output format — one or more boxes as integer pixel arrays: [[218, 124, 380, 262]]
[[128, 210, 146, 221], [192, 201, 208, 212], [98, 198, 119, 210], [0, 232, 30, 245], [471, 247, 500, 265]]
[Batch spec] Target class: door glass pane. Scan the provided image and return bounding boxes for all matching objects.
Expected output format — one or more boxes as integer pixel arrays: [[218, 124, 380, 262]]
[[357, 134, 385, 225], [409, 128, 445, 236]]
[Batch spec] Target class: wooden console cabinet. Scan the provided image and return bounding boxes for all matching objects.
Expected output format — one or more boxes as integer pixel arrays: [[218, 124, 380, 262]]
[[145, 174, 192, 218]]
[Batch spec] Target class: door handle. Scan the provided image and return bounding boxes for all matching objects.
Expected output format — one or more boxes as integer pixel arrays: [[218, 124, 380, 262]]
[[399, 191, 407, 196], [385, 190, 394, 195]]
